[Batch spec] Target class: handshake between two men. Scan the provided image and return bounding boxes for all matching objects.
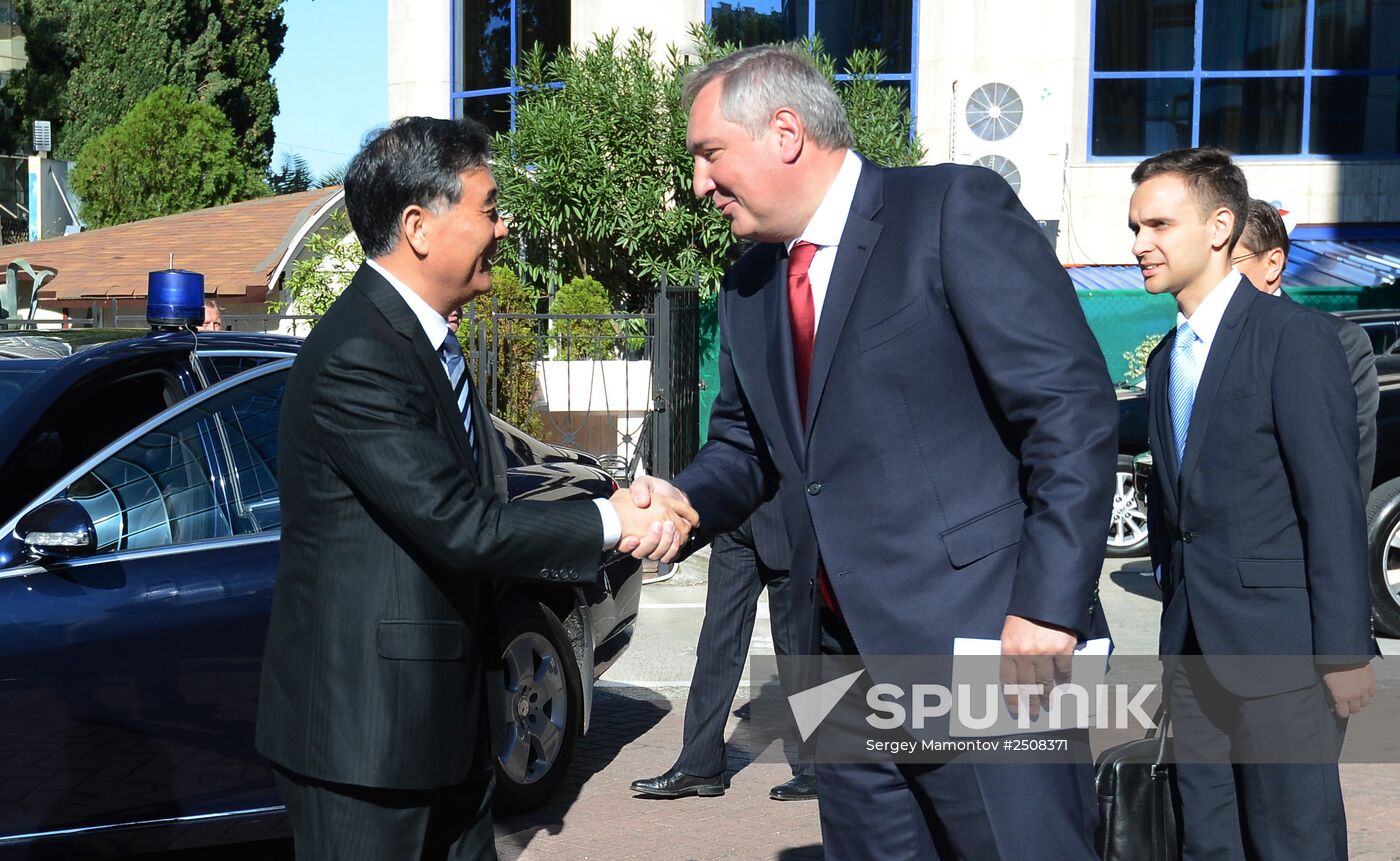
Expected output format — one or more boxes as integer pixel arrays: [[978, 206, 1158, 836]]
[[607, 476, 699, 563]]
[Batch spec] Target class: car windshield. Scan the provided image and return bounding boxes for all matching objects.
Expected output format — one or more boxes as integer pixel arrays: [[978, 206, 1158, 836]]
[[0, 366, 47, 415]]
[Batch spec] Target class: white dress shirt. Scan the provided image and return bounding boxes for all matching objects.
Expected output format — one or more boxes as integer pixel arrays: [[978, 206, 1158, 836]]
[[784, 149, 864, 331], [366, 260, 619, 546], [1156, 269, 1242, 586], [1175, 270, 1242, 394]]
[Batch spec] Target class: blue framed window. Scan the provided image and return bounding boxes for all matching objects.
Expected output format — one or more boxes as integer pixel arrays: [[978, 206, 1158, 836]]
[[1089, 0, 1400, 158], [705, 0, 920, 127], [452, 0, 569, 133]]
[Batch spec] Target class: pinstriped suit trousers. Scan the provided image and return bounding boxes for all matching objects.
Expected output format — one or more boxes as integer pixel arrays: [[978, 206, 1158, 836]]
[[674, 523, 811, 778], [273, 765, 498, 860]]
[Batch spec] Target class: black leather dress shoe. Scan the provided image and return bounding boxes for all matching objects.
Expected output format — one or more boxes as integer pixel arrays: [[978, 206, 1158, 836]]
[[769, 773, 818, 801], [630, 768, 725, 798]]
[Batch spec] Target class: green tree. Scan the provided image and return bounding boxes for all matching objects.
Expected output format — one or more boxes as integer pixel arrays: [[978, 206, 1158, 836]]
[[268, 151, 313, 194], [494, 24, 925, 306], [1122, 333, 1164, 384], [2, 0, 285, 171], [468, 267, 545, 436], [69, 86, 267, 227], [272, 207, 363, 319], [550, 275, 618, 360], [317, 161, 349, 189]]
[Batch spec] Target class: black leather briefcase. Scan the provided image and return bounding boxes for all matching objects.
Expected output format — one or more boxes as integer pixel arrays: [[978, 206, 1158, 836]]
[[1094, 705, 1182, 861]]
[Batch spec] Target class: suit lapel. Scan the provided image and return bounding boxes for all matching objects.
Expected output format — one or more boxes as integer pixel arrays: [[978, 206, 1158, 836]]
[[1147, 336, 1178, 508], [763, 246, 807, 461], [356, 265, 479, 474], [471, 384, 509, 499], [1178, 284, 1256, 492], [805, 165, 884, 434]]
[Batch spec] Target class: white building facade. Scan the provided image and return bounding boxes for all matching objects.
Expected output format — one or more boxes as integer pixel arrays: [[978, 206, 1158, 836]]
[[388, 0, 1399, 265]]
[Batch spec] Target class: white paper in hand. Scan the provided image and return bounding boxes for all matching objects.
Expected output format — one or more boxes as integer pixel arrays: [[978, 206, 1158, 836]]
[[947, 637, 1111, 737]]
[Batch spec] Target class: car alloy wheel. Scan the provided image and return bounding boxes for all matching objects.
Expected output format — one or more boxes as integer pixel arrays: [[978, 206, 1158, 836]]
[[1107, 455, 1150, 558], [494, 601, 582, 813], [1365, 478, 1400, 637]]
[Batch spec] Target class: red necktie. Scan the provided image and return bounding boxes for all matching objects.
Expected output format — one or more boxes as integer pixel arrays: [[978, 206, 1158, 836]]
[[786, 241, 842, 617], [787, 241, 819, 421]]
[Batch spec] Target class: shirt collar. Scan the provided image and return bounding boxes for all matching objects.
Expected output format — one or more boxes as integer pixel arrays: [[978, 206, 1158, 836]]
[[367, 259, 453, 352], [1176, 270, 1242, 348], [785, 150, 863, 254]]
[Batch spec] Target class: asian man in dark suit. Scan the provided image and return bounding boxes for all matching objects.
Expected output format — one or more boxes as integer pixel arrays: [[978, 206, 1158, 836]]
[[1233, 198, 1378, 494], [1133, 147, 1376, 861], [627, 46, 1118, 859], [255, 117, 698, 861]]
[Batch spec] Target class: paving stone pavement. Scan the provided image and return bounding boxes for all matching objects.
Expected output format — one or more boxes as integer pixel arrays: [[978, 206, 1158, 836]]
[[494, 687, 822, 861], [493, 688, 1400, 860]]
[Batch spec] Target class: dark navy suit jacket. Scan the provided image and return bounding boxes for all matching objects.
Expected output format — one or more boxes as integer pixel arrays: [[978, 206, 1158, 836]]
[[673, 161, 1118, 656], [1146, 283, 1375, 696]]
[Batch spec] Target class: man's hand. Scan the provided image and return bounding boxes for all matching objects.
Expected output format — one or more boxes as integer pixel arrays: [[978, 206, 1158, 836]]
[[1321, 663, 1375, 718], [609, 478, 699, 563], [999, 615, 1078, 720]]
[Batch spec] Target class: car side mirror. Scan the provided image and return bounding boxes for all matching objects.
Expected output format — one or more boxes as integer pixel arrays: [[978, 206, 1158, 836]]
[[16, 499, 97, 562]]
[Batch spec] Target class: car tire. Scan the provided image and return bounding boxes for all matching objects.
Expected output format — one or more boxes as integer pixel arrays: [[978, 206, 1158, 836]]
[[1107, 454, 1150, 558], [493, 600, 582, 814], [1365, 477, 1400, 638]]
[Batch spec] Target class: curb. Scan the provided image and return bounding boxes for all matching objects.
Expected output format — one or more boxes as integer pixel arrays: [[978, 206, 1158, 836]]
[[642, 545, 711, 587]]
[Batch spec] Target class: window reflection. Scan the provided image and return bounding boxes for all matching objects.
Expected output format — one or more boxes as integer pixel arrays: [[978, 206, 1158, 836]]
[[517, 0, 570, 69], [1092, 79, 1194, 156], [1311, 76, 1400, 155], [1091, 0, 1399, 156], [454, 0, 569, 127], [1202, 0, 1306, 71], [1094, 0, 1195, 72], [459, 0, 511, 92], [710, 0, 801, 47], [816, 0, 912, 74], [461, 94, 512, 136], [1199, 77, 1303, 154], [1313, 0, 1400, 70]]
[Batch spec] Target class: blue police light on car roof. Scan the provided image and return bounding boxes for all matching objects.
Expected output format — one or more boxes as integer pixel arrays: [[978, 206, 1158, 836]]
[[147, 268, 206, 330]]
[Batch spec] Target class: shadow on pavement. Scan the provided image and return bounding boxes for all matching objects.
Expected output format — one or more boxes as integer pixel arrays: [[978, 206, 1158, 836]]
[[494, 686, 670, 851], [776, 844, 825, 859], [1107, 559, 1162, 602]]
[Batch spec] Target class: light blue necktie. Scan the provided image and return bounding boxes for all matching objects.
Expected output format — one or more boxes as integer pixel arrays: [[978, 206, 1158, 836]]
[[1169, 320, 1199, 464], [440, 336, 476, 452]]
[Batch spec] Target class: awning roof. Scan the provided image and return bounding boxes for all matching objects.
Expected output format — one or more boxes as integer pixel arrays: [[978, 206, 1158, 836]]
[[3, 187, 344, 303], [1285, 240, 1400, 288], [1066, 238, 1400, 291]]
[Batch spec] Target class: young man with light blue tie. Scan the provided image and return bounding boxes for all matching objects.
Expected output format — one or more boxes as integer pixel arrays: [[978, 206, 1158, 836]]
[[1132, 146, 1377, 860]]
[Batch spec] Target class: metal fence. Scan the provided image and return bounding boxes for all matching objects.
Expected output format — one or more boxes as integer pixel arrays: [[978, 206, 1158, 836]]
[[111, 313, 323, 336], [463, 273, 700, 481]]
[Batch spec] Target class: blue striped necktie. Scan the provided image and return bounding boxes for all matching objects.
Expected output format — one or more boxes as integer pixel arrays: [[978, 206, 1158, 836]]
[[1169, 320, 1199, 464], [440, 336, 476, 452]]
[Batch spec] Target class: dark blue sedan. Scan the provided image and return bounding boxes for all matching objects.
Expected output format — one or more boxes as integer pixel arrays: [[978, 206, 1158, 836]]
[[0, 328, 641, 855]]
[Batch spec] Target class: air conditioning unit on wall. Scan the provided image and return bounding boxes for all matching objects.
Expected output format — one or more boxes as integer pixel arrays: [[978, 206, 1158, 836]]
[[952, 80, 1066, 229]]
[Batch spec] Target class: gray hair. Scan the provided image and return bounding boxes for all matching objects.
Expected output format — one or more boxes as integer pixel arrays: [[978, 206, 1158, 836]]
[[682, 45, 855, 150]]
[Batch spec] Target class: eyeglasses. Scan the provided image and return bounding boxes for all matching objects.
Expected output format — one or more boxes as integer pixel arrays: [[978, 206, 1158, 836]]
[[1230, 250, 1263, 265]]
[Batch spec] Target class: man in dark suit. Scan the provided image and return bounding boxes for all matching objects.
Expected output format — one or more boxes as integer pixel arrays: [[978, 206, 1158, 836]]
[[630, 498, 816, 801], [629, 46, 1118, 858], [1134, 147, 1376, 861], [1233, 198, 1379, 493], [255, 117, 697, 860]]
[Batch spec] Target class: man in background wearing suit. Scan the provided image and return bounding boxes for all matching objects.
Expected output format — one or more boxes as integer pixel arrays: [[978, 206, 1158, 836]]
[[1133, 147, 1376, 861], [1233, 198, 1378, 493], [630, 498, 816, 801], [629, 46, 1118, 858], [256, 117, 697, 860]]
